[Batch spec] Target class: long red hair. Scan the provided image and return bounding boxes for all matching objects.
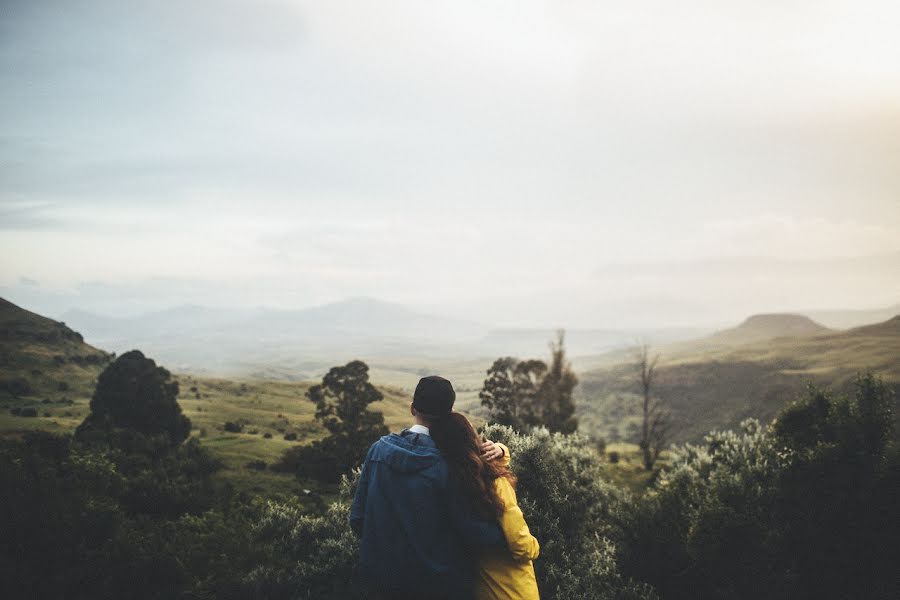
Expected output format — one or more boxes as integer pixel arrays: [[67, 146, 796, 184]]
[[428, 412, 516, 518]]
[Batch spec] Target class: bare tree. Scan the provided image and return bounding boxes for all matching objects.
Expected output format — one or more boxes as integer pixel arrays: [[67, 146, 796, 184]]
[[634, 344, 670, 470]]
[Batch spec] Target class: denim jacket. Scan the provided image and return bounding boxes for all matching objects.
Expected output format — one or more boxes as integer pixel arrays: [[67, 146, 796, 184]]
[[350, 429, 505, 596]]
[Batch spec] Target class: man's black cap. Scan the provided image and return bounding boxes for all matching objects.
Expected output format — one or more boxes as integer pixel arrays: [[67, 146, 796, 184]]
[[412, 375, 455, 417]]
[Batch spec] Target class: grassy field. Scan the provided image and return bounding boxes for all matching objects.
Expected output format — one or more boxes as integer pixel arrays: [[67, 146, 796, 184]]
[[4, 297, 897, 499], [578, 316, 900, 444], [1, 371, 421, 497]]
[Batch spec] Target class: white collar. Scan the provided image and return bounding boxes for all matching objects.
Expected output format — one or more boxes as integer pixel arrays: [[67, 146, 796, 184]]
[[408, 424, 430, 436]]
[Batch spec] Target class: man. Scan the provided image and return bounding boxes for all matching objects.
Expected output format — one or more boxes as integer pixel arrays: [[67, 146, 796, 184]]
[[350, 375, 507, 600]]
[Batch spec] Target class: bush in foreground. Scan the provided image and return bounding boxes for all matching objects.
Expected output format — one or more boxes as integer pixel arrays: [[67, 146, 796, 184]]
[[618, 375, 899, 600], [254, 427, 657, 600]]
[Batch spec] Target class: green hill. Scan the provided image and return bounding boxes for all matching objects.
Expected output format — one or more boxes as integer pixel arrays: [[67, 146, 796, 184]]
[[0, 297, 112, 431], [578, 314, 900, 444], [0, 297, 418, 495]]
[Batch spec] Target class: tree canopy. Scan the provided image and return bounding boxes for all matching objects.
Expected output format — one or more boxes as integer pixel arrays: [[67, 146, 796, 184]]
[[480, 330, 579, 433], [76, 350, 191, 445]]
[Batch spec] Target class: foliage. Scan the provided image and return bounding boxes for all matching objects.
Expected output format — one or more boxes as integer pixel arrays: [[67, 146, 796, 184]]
[[618, 374, 899, 600], [1, 376, 34, 397], [479, 356, 547, 431], [0, 430, 230, 599], [245, 484, 361, 599], [275, 360, 389, 483], [480, 331, 580, 433], [536, 330, 579, 433], [76, 350, 191, 445], [481, 424, 657, 600], [255, 431, 658, 600], [307, 360, 386, 438]]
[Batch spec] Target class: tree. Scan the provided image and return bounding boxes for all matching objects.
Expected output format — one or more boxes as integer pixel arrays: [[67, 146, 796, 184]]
[[276, 360, 388, 483], [536, 330, 579, 433], [76, 350, 191, 445], [633, 344, 669, 470], [307, 360, 387, 438], [479, 357, 546, 431]]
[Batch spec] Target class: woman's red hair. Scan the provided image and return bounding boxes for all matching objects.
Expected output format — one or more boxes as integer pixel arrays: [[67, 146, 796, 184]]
[[428, 412, 516, 518]]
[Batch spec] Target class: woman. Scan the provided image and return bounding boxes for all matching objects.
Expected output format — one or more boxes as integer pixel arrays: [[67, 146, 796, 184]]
[[429, 412, 540, 600]]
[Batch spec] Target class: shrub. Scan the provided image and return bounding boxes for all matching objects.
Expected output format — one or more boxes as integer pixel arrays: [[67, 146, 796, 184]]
[[246, 460, 267, 471], [57, 381, 69, 392], [608, 451, 620, 464], [2, 377, 33, 397], [263, 432, 273, 439], [76, 350, 191, 445], [20, 407, 38, 417], [618, 375, 898, 600], [482, 425, 657, 600], [284, 432, 298, 441], [224, 421, 244, 433]]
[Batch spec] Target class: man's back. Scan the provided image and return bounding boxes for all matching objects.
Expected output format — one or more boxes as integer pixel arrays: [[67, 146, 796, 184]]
[[350, 429, 503, 598]]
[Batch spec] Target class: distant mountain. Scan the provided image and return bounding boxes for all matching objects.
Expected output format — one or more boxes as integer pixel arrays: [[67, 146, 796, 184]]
[[1, 297, 111, 400], [807, 304, 900, 329], [60, 297, 491, 372], [578, 313, 900, 445], [705, 313, 832, 346]]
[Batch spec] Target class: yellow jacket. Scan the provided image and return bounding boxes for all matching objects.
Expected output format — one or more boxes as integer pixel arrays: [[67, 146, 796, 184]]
[[474, 443, 540, 600]]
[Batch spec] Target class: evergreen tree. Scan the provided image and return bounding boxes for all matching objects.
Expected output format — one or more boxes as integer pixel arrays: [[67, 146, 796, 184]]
[[536, 330, 579, 433]]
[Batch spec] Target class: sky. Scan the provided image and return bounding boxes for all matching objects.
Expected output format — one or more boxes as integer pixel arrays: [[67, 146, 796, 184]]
[[1, 0, 899, 327]]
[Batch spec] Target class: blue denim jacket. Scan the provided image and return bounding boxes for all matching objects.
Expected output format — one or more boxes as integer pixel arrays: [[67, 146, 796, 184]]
[[350, 429, 504, 597]]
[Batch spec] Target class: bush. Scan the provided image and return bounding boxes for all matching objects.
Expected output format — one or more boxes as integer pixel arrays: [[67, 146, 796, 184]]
[[482, 425, 657, 600], [57, 381, 69, 392], [263, 432, 273, 439], [246, 460, 267, 471], [608, 451, 620, 464], [246, 495, 361, 599], [618, 375, 899, 600], [284, 432, 298, 441], [224, 421, 244, 433], [263, 428, 656, 599], [19, 407, 38, 417], [2, 377, 33, 397], [76, 350, 191, 445]]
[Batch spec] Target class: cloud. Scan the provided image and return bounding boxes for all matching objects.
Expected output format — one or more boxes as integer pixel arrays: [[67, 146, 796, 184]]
[[1, 0, 898, 326]]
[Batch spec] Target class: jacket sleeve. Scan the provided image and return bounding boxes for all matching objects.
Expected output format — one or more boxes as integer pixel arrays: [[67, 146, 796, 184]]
[[495, 477, 540, 562], [496, 442, 511, 467], [446, 483, 505, 547], [349, 446, 374, 536]]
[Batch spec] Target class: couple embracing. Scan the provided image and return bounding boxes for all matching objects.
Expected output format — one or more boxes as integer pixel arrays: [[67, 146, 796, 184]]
[[350, 375, 540, 600]]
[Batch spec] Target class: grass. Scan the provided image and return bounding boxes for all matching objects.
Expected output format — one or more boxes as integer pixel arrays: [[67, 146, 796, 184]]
[[0, 368, 423, 497], [600, 442, 672, 494]]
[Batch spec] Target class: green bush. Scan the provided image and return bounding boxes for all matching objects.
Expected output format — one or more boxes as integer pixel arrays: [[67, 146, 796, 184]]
[[257, 427, 657, 600], [618, 375, 899, 600], [482, 424, 657, 600]]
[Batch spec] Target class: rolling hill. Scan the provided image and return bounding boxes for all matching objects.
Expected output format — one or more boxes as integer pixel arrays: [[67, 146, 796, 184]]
[[0, 297, 418, 495], [577, 313, 900, 444], [0, 297, 112, 406]]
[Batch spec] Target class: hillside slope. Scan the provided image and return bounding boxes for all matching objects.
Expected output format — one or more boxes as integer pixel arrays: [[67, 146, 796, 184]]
[[0, 297, 111, 403], [578, 314, 900, 444]]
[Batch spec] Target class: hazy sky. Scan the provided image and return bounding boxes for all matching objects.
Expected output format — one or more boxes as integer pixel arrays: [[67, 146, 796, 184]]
[[2, 0, 899, 327]]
